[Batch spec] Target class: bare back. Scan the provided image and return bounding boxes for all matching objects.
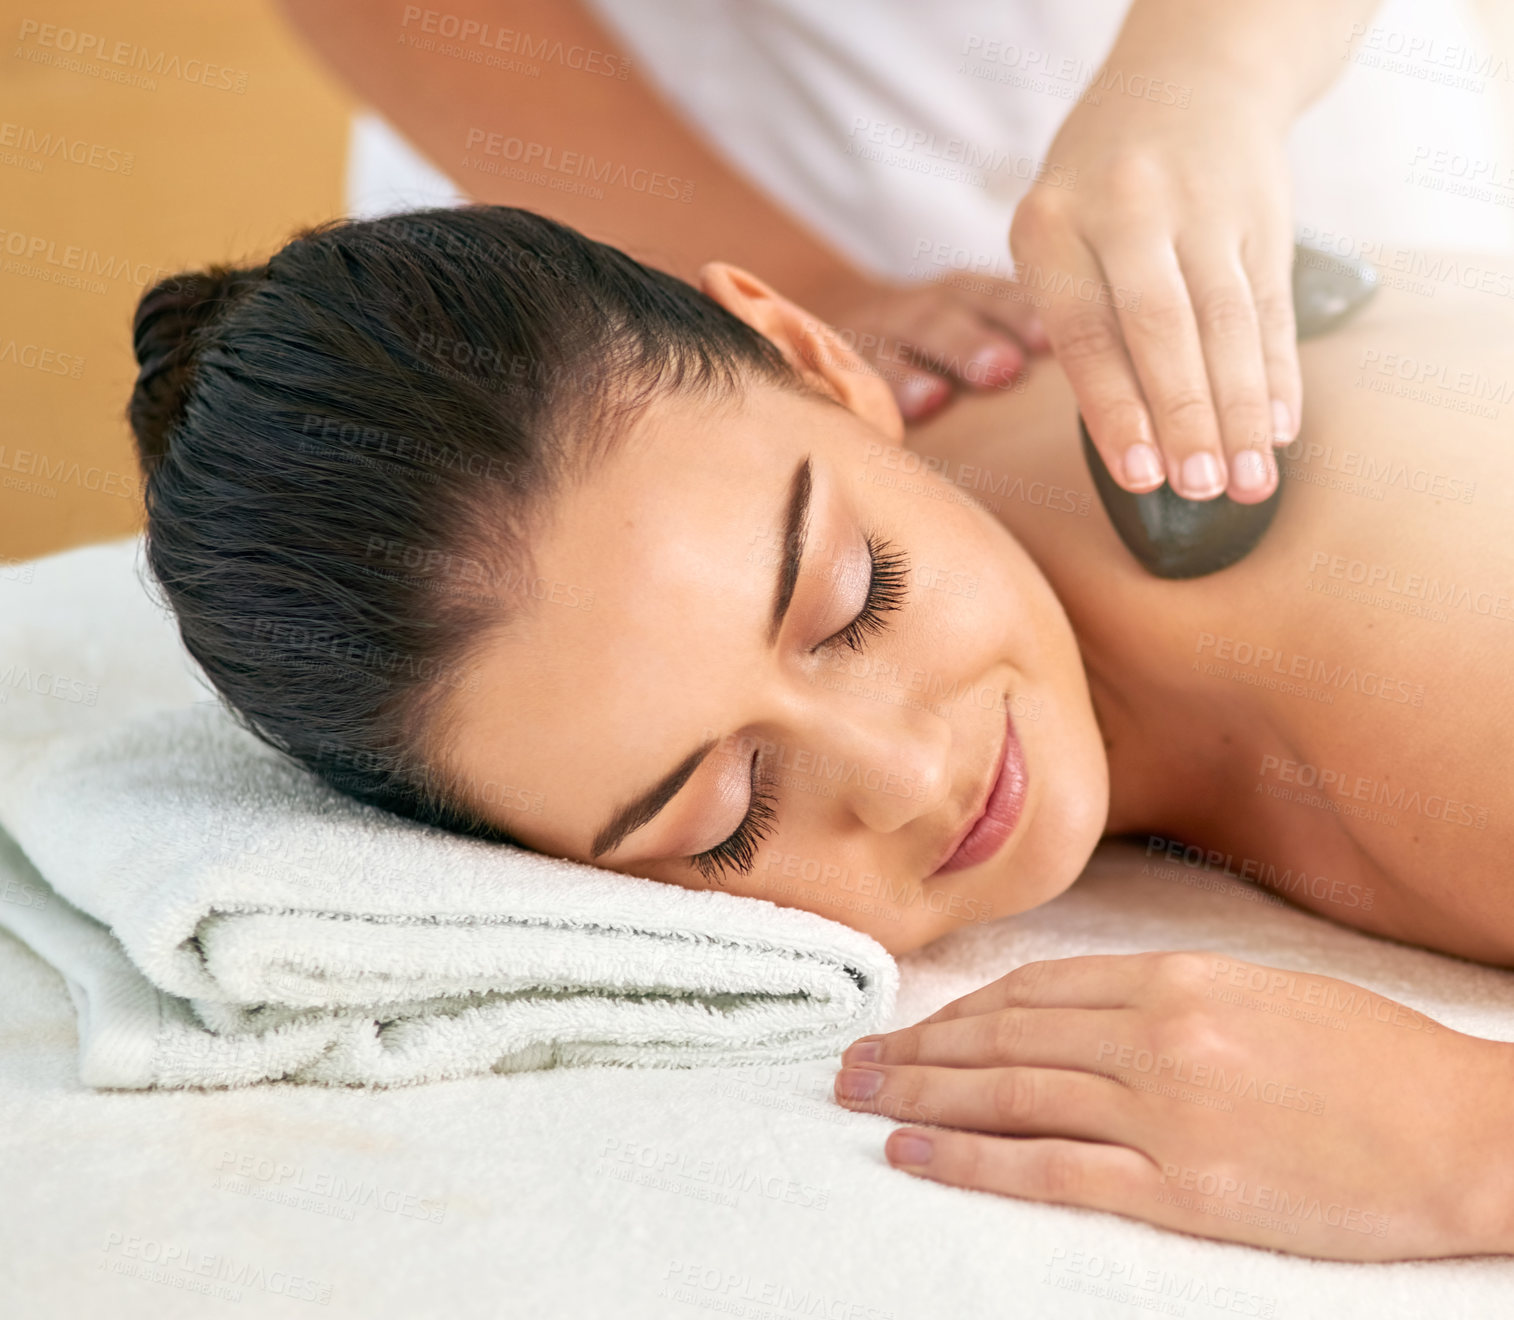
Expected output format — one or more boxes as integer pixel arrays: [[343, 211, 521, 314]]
[[909, 259, 1514, 964]]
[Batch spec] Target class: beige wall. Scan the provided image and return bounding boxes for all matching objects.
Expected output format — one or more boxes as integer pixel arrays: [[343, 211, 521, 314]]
[[1471, 0, 1514, 157], [0, 0, 352, 562]]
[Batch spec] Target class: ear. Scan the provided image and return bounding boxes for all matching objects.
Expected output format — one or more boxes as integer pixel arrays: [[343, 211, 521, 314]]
[[697, 261, 904, 446]]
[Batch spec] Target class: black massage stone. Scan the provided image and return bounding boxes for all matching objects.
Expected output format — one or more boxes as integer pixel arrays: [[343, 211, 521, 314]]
[[1081, 241, 1380, 579]]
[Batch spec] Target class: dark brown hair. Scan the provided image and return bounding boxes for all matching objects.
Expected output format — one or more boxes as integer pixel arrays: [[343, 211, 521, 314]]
[[129, 205, 801, 840]]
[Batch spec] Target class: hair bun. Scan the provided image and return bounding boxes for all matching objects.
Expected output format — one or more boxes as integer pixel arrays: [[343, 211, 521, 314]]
[[128, 263, 264, 472]]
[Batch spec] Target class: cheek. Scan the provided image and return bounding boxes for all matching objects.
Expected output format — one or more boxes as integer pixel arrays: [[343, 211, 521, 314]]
[[908, 507, 1050, 669], [751, 818, 945, 949], [616, 790, 949, 949], [747, 838, 853, 921]]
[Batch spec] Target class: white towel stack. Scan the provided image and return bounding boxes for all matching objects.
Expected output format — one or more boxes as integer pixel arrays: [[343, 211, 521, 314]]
[[0, 537, 896, 1088]]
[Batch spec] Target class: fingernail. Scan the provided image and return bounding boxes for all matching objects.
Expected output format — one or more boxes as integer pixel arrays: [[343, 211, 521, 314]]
[[1122, 443, 1163, 488], [899, 375, 947, 418], [835, 1066, 884, 1101], [965, 345, 1021, 388], [1231, 449, 1270, 492], [1271, 399, 1294, 445], [1180, 451, 1225, 498], [888, 1132, 934, 1166], [844, 1037, 882, 1064], [1023, 316, 1049, 350]]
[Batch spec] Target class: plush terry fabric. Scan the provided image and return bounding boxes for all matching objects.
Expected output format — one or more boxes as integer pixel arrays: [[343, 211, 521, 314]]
[[0, 536, 894, 1088]]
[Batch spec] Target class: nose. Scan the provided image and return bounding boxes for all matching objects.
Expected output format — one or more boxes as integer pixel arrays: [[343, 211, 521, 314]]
[[785, 679, 955, 835]]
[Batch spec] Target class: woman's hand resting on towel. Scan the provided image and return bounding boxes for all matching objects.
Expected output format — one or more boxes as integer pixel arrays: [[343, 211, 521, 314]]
[[834, 952, 1514, 1260]]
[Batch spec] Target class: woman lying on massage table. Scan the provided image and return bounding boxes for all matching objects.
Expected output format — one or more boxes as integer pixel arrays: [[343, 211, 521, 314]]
[[127, 205, 1514, 1262]]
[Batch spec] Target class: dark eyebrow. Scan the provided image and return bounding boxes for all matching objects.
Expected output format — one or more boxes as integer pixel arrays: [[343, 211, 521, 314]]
[[590, 737, 716, 860], [768, 455, 812, 645], [589, 455, 812, 861]]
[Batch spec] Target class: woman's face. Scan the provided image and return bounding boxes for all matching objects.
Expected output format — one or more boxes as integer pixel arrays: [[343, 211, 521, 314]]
[[440, 264, 1110, 954]]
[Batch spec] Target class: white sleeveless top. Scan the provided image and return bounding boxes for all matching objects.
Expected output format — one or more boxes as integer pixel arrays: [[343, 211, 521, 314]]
[[347, 0, 1513, 271], [576, 0, 1513, 277]]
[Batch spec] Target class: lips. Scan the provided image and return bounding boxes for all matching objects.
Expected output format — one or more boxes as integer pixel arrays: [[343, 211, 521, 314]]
[[928, 706, 1028, 877]]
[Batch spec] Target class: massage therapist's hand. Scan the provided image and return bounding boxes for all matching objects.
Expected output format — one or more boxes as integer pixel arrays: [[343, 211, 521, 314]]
[[834, 953, 1514, 1260], [800, 267, 1051, 424], [1010, 54, 1309, 502]]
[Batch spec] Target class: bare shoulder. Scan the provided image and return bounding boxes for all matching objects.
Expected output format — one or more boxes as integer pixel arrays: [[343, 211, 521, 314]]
[[1235, 263, 1514, 960], [907, 259, 1514, 962]]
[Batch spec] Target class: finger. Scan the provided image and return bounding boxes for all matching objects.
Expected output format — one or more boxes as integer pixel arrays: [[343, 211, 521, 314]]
[[1176, 241, 1277, 504], [882, 1129, 1160, 1221], [843, 1006, 1130, 1071], [1106, 240, 1229, 500], [883, 365, 953, 422], [882, 1130, 1353, 1255], [1030, 243, 1165, 494], [1244, 235, 1302, 449], [815, 304, 954, 422], [911, 954, 1156, 1028], [892, 297, 1027, 392], [834, 1062, 1135, 1141], [939, 273, 1052, 351]]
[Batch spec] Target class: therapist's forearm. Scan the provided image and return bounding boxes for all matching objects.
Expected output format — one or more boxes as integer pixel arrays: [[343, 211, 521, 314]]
[[276, 0, 868, 300], [1102, 0, 1382, 129]]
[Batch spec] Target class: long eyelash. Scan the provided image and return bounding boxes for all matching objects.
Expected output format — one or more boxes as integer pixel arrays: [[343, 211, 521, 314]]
[[826, 532, 910, 654], [689, 534, 908, 886], [690, 751, 778, 886]]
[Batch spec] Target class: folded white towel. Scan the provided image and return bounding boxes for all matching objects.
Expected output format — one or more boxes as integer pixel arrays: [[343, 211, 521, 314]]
[[0, 537, 896, 1087]]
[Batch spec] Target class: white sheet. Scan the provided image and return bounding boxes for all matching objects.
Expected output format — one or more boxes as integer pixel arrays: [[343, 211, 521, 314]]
[[6, 836, 1514, 1317], [5, 540, 1514, 1314], [0, 698, 897, 1089]]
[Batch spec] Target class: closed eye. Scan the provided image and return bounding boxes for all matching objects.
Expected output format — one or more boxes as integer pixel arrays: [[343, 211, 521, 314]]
[[690, 532, 910, 885], [815, 531, 910, 655], [689, 748, 777, 885]]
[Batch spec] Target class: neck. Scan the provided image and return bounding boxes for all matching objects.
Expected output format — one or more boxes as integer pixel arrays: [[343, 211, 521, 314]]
[[1081, 644, 1149, 839], [1079, 632, 1219, 845]]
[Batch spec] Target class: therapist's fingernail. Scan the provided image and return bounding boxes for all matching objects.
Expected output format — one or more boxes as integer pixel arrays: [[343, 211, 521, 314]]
[[844, 1038, 882, 1064], [1271, 399, 1294, 445], [836, 1067, 885, 1101], [899, 375, 948, 419], [1180, 451, 1226, 499], [1122, 443, 1163, 488], [966, 345, 1021, 388], [1231, 449, 1271, 492], [888, 1132, 935, 1166]]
